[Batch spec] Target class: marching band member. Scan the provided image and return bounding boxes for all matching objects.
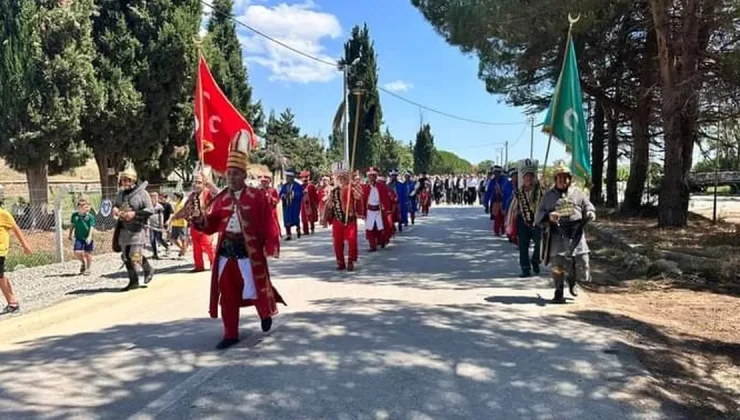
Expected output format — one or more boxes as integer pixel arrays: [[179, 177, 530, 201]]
[[191, 131, 285, 349], [324, 169, 364, 270], [317, 175, 331, 228], [279, 168, 303, 240], [509, 159, 543, 277], [387, 169, 408, 232], [299, 170, 319, 235], [404, 171, 418, 225], [362, 168, 393, 251], [484, 165, 512, 236]]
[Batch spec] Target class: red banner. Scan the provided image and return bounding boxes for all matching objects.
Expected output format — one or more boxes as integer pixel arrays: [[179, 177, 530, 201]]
[[194, 55, 255, 174]]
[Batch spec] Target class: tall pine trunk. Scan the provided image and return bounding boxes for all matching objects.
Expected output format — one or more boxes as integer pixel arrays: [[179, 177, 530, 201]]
[[94, 150, 124, 200], [606, 110, 619, 208], [622, 111, 650, 213], [25, 163, 50, 230], [590, 102, 605, 205]]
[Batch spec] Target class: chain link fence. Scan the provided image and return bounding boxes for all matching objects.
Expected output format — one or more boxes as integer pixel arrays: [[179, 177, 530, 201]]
[[3, 184, 190, 272], [2, 177, 277, 272]]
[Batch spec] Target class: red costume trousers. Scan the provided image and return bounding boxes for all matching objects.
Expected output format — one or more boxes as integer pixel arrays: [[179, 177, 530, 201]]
[[365, 225, 384, 250], [301, 210, 315, 234], [332, 219, 358, 266], [492, 210, 505, 236], [218, 258, 278, 339], [190, 227, 215, 270]]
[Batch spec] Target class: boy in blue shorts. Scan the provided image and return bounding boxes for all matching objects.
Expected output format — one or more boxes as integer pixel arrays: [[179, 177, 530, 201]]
[[69, 198, 95, 275]]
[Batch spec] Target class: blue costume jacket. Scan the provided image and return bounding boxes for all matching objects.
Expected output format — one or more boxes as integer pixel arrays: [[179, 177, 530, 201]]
[[404, 180, 418, 214], [279, 181, 303, 228], [390, 180, 408, 225], [484, 177, 513, 211]]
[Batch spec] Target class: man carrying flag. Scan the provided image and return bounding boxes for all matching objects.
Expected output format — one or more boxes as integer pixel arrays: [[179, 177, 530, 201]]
[[537, 23, 594, 303]]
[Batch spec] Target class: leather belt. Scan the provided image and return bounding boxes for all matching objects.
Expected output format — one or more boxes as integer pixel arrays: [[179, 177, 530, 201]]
[[218, 235, 248, 259], [368, 205, 381, 211]]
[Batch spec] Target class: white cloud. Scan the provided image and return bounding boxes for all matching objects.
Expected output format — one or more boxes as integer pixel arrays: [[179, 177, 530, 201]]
[[383, 80, 414, 93], [236, 1, 342, 84]]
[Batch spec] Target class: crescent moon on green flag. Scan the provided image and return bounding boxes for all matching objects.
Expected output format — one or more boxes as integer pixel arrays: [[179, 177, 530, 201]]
[[564, 108, 577, 131]]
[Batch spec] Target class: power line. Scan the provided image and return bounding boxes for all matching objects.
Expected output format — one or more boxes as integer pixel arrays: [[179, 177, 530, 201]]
[[199, 0, 527, 127]]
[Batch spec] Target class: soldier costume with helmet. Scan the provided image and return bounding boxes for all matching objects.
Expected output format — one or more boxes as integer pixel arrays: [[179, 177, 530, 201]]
[[112, 164, 154, 291], [535, 163, 596, 303], [509, 159, 544, 277]]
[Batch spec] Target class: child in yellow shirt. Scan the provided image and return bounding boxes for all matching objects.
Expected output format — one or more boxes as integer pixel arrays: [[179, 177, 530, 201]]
[[0, 192, 32, 314]]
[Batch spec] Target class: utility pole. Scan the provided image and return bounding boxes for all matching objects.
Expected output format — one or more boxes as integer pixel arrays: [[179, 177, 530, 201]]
[[504, 140, 509, 168], [529, 116, 535, 159]]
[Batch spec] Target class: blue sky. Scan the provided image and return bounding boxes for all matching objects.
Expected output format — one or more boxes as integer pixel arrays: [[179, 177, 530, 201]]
[[204, 0, 569, 167]]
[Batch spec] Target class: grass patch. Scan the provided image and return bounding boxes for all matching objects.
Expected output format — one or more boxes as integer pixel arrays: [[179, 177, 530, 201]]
[[5, 251, 56, 271]]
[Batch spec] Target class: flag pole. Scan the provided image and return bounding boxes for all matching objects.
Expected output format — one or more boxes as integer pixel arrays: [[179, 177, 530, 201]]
[[539, 13, 580, 189], [194, 37, 205, 165], [345, 83, 365, 224]]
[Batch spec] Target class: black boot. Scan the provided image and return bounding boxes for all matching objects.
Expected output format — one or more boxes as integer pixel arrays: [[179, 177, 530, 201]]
[[261, 317, 273, 332], [216, 338, 240, 350], [519, 270, 531, 278], [567, 275, 578, 297], [141, 256, 154, 284], [532, 264, 541, 275], [552, 288, 566, 304], [122, 262, 140, 292]]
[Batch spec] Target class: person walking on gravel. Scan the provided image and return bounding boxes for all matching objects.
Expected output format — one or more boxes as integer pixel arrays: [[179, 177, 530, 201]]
[[0, 188, 32, 314], [113, 165, 155, 291], [69, 198, 95, 275]]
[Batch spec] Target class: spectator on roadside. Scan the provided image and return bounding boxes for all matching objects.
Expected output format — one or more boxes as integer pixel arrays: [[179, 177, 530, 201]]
[[159, 193, 174, 241], [0, 187, 32, 314], [148, 192, 169, 259], [68, 198, 95, 275], [169, 192, 188, 258]]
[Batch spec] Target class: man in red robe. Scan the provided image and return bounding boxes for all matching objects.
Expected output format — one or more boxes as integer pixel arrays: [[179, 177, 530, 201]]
[[191, 130, 285, 350], [324, 169, 364, 270], [300, 170, 319, 235], [259, 175, 281, 238], [361, 168, 393, 251], [317, 175, 331, 228]]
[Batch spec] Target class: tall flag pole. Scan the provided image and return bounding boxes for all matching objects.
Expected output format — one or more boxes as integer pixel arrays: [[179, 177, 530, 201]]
[[540, 13, 591, 184], [194, 38, 206, 164]]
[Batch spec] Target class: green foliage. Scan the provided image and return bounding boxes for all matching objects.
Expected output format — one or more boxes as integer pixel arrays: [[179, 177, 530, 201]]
[[204, 0, 263, 132], [129, 0, 201, 183], [326, 129, 343, 163], [378, 128, 413, 173], [264, 108, 301, 166], [343, 24, 382, 170], [431, 150, 472, 174], [477, 159, 495, 174], [293, 135, 328, 177], [0, 0, 96, 203], [413, 124, 435, 173], [82, 0, 146, 195]]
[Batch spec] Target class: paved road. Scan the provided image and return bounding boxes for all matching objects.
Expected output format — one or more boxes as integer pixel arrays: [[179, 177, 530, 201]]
[[0, 206, 674, 419], [689, 195, 740, 223]]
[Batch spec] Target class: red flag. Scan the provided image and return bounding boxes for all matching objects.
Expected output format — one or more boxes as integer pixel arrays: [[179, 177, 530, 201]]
[[194, 55, 256, 174]]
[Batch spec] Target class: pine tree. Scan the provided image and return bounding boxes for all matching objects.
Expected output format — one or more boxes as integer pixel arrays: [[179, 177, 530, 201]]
[[0, 0, 95, 206], [205, 0, 264, 132], [343, 24, 382, 170], [82, 0, 145, 197], [413, 124, 436, 174], [129, 0, 201, 183], [264, 108, 301, 166]]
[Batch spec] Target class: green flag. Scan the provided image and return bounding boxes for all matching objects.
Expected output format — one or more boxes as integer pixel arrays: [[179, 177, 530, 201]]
[[542, 39, 591, 180]]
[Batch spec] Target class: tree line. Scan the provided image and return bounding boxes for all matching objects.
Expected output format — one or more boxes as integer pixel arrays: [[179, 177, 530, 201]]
[[412, 0, 740, 227], [0, 0, 477, 205]]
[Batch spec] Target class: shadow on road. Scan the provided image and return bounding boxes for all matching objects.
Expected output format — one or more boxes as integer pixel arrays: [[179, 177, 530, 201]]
[[0, 297, 683, 419], [272, 206, 544, 291]]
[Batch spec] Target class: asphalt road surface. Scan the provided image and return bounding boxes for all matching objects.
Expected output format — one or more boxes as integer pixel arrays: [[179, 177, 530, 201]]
[[0, 206, 677, 419]]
